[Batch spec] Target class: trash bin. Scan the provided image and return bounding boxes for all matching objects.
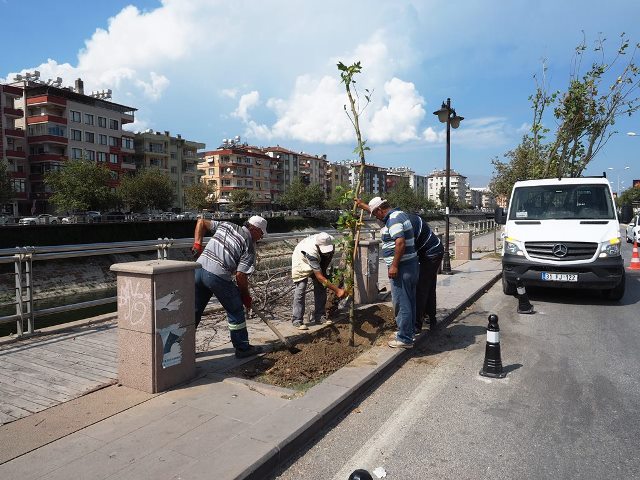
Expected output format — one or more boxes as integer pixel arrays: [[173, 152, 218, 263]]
[[454, 231, 472, 261], [110, 260, 200, 393], [354, 239, 381, 304]]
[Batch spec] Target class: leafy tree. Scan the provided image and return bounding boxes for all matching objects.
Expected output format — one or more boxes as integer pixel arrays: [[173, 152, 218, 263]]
[[326, 184, 351, 210], [118, 169, 174, 212], [618, 185, 640, 207], [45, 159, 115, 213], [386, 180, 422, 213], [304, 184, 326, 209], [0, 160, 14, 206], [280, 177, 308, 209], [438, 187, 462, 210], [185, 182, 216, 211], [490, 33, 640, 197], [229, 188, 254, 212]]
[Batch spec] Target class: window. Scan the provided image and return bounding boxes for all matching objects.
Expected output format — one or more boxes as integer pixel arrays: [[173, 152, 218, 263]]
[[70, 111, 81, 122], [110, 153, 118, 164], [171, 166, 177, 174], [97, 152, 107, 162], [84, 113, 94, 125], [85, 132, 95, 143], [109, 119, 119, 130], [85, 150, 95, 161], [71, 148, 82, 159], [109, 171, 119, 180], [208, 168, 215, 175], [108, 136, 119, 147], [122, 137, 134, 149], [71, 129, 82, 141], [11, 179, 26, 193], [98, 116, 107, 128], [223, 179, 231, 186], [99, 134, 108, 145]]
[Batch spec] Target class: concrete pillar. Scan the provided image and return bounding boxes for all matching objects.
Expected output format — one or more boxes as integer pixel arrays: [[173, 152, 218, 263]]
[[354, 239, 381, 304], [455, 230, 473, 261], [110, 260, 200, 393]]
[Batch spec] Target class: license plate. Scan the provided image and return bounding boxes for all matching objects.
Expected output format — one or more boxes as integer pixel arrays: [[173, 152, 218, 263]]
[[541, 272, 578, 282]]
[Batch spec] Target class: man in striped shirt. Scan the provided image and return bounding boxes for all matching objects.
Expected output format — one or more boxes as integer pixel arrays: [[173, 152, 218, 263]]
[[191, 215, 267, 358], [356, 197, 418, 348]]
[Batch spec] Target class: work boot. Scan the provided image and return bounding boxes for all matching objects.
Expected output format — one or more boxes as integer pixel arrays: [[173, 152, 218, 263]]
[[235, 345, 264, 359]]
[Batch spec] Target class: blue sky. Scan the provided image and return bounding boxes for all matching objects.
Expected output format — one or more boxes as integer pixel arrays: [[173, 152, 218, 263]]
[[2, 0, 640, 189]]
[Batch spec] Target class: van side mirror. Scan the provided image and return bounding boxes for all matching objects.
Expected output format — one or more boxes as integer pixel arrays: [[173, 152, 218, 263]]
[[494, 207, 507, 225]]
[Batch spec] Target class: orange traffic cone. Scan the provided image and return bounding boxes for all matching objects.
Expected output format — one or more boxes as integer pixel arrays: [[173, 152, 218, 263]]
[[629, 241, 640, 271]]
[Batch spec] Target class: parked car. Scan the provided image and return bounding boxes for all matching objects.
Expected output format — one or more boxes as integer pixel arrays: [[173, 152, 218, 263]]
[[626, 215, 640, 243], [86, 211, 102, 223], [19, 214, 59, 225], [104, 211, 126, 222], [0, 213, 15, 225], [176, 211, 196, 220], [160, 211, 177, 221]]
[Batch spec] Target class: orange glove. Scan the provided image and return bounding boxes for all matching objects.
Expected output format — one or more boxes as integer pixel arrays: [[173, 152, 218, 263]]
[[191, 242, 204, 259]]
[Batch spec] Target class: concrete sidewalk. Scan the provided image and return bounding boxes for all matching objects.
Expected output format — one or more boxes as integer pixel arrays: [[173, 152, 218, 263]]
[[0, 255, 502, 480]]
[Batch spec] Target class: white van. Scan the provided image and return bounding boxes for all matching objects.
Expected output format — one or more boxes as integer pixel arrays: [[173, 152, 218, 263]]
[[495, 177, 625, 300]]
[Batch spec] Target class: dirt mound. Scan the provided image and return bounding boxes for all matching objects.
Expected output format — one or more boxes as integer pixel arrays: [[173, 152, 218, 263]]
[[234, 304, 396, 389]]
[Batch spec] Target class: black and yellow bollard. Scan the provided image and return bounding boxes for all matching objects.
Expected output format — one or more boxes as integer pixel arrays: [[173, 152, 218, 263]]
[[479, 314, 506, 378], [516, 278, 534, 314]]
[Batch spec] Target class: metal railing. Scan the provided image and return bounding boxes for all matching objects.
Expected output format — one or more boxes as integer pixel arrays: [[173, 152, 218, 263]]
[[0, 229, 376, 337]]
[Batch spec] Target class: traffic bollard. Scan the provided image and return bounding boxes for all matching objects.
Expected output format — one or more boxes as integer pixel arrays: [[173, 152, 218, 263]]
[[516, 277, 534, 314], [479, 314, 506, 379]]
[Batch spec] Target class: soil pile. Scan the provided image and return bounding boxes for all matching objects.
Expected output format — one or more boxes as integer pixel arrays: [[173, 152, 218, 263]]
[[235, 304, 396, 390]]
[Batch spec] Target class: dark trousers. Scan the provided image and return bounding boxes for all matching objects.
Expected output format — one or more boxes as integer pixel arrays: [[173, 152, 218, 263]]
[[415, 252, 443, 331]]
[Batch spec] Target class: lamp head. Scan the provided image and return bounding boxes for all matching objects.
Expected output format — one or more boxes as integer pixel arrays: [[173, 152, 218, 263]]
[[450, 113, 464, 129], [433, 102, 449, 123]]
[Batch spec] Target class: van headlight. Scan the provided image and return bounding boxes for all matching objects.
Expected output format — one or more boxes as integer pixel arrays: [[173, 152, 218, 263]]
[[599, 238, 621, 257], [504, 238, 524, 256]]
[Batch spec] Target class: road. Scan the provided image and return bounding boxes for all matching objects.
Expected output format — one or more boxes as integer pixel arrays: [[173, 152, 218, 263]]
[[271, 242, 640, 480]]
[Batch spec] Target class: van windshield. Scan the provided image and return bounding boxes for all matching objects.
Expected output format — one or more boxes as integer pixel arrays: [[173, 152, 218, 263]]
[[509, 184, 615, 221]]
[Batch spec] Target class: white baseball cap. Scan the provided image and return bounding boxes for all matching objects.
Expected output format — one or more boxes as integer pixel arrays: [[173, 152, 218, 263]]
[[315, 232, 335, 253], [368, 197, 386, 216], [247, 215, 268, 235]]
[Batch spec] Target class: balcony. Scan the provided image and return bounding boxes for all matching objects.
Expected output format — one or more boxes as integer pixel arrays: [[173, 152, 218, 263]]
[[121, 112, 135, 125], [3, 106, 23, 117], [121, 161, 136, 170], [27, 95, 67, 107], [5, 149, 26, 159], [27, 114, 67, 125], [2, 85, 22, 96], [28, 135, 68, 145], [4, 127, 25, 138], [30, 153, 67, 162]]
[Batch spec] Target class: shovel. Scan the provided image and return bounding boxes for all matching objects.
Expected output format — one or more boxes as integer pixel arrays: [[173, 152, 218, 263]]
[[250, 307, 301, 354]]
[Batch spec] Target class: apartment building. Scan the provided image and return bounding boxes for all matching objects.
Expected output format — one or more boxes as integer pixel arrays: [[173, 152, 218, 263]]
[[199, 140, 274, 211], [3, 76, 136, 215], [326, 161, 352, 196], [134, 130, 205, 210], [426, 169, 468, 206], [386, 166, 428, 197], [350, 163, 387, 196], [468, 187, 497, 210], [1, 83, 27, 215]]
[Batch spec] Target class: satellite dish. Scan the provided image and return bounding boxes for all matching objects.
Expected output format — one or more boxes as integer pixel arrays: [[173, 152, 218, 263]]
[[234, 135, 241, 142]]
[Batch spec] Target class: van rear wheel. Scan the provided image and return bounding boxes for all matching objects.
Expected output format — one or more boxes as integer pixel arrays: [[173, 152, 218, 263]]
[[502, 273, 516, 295]]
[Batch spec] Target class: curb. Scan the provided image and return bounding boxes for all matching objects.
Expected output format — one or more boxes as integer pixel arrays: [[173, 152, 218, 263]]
[[240, 269, 503, 479]]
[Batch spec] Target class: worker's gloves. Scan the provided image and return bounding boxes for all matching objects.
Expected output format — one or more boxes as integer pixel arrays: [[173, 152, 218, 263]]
[[191, 242, 204, 259]]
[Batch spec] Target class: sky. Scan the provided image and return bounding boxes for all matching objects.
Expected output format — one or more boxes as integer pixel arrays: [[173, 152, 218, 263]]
[[2, 0, 640, 190]]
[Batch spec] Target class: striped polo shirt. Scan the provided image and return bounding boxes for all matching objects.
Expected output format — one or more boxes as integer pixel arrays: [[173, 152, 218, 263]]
[[197, 221, 256, 281], [380, 208, 417, 266], [408, 213, 443, 258]]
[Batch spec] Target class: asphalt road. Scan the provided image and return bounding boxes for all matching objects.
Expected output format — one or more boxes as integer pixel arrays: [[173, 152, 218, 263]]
[[271, 246, 640, 479]]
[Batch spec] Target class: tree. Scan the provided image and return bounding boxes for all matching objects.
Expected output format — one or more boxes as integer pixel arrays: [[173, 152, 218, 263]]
[[279, 177, 308, 209], [386, 180, 421, 213], [0, 160, 14, 206], [618, 185, 640, 207], [45, 159, 115, 213], [304, 184, 326, 209], [229, 189, 254, 212], [185, 182, 216, 211], [118, 169, 174, 212], [438, 187, 461, 210], [490, 33, 640, 197]]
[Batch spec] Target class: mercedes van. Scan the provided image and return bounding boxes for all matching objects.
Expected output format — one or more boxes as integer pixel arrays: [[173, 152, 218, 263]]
[[495, 177, 625, 300]]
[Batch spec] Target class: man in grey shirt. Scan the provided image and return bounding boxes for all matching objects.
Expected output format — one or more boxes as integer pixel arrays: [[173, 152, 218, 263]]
[[191, 215, 267, 358]]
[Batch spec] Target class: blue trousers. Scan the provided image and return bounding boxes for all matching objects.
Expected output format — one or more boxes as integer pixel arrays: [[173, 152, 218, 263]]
[[390, 259, 418, 344], [194, 269, 249, 351]]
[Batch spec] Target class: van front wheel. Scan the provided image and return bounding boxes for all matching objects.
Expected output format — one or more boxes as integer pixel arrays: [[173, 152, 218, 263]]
[[602, 275, 625, 301], [502, 273, 516, 296]]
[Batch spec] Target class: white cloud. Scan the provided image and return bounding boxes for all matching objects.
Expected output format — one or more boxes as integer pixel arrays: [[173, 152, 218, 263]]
[[221, 88, 238, 99], [232, 91, 260, 122], [134, 72, 170, 100], [369, 78, 425, 143]]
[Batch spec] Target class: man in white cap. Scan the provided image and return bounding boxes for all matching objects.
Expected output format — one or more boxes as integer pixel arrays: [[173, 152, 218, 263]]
[[291, 232, 346, 329], [356, 197, 418, 348], [191, 215, 267, 358]]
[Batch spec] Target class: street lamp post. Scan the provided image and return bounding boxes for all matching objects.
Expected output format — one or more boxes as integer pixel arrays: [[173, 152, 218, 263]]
[[433, 98, 464, 274], [607, 166, 630, 196]]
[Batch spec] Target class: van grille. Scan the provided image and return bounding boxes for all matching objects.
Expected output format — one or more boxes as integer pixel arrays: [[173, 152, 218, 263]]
[[524, 242, 598, 261]]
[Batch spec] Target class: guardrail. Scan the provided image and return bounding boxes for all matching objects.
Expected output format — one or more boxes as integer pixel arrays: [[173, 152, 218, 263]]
[[0, 229, 376, 337]]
